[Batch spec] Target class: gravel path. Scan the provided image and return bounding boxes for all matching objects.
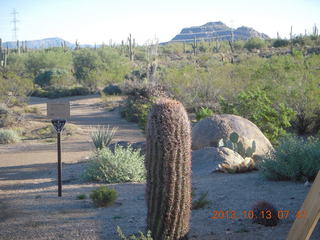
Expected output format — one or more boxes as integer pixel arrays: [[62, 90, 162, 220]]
[[0, 95, 319, 240]]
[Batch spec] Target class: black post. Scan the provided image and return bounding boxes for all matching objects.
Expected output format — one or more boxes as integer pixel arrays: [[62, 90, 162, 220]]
[[51, 119, 66, 197], [57, 132, 62, 197]]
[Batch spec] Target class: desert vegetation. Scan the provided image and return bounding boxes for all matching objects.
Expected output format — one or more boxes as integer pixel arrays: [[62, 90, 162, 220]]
[[1, 31, 320, 240]]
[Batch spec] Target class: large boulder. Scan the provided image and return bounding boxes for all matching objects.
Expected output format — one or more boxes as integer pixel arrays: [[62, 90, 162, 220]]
[[192, 147, 254, 175], [192, 114, 273, 158]]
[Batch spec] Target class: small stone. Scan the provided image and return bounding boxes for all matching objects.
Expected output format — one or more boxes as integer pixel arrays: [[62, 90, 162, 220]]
[[304, 181, 311, 187]]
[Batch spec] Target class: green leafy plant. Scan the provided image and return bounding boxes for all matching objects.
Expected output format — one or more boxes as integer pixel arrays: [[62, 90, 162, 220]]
[[90, 125, 118, 150], [195, 107, 214, 121], [117, 226, 153, 240], [83, 145, 145, 183], [0, 129, 20, 144], [244, 38, 266, 51], [76, 194, 87, 200], [258, 135, 320, 181], [192, 191, 211, 210], [218, 132, 256, 158], [220, 89, 296, 144], [90, 186, 117, 207]]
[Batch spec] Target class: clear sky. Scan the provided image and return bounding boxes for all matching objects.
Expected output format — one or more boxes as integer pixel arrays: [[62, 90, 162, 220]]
[[0, 0, 319, 45]]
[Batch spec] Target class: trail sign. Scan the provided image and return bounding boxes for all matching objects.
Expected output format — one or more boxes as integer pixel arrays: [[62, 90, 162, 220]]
[[287, 171, 320, 240], [51, 119, 66, 133], [47, 101, 70, 197], [47, 101, 70, 119]]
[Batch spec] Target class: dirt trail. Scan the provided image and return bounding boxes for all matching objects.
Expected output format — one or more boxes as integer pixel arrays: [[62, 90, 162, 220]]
[[0, 95, 145, 240]]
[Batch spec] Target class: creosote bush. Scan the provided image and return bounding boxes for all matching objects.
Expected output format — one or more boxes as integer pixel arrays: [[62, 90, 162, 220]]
[[0, 129, 20, 144], [83, 145, 145, 183], [258, 136, 320, 181], [90, 186, 117, 207]]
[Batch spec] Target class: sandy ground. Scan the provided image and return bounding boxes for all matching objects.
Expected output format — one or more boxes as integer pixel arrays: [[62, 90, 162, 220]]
[[0, 95, 319, 240]]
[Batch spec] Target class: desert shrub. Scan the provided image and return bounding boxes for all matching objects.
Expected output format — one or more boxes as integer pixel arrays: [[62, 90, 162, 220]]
[[120, 83, 168, 129], [244, 38, 266, 51], [83, 145, 145, 183], [73, 48, 131, 90], [24, 106, 41, 114], [117, 226, 153, 240], [34, 68, 75, 88], [0, 70, 33, 106], [192, 191, 211, 210], [90, 186, 117, 207], [90, 125, 118, 150], [32, 124, 78, 139], [195, 107, 214, 121], [31, 86, 91, 98], [0, 129, 20, 144], [25, 49, 73, 77], [76, 194, 87, 200], [258, 136, 320, 181], [220, 89, 296, 143], [0, 104, 23, 127], [103, 84, 122, 95], [273, 39, 289, 48]]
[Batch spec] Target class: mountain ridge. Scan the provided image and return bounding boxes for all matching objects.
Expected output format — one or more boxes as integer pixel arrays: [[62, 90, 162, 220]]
[[170, 21, 269, 42]]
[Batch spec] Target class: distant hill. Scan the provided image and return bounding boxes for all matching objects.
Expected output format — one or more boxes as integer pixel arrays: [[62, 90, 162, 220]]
[[170, 21, 269, 43], [1, 37, 93, 49]]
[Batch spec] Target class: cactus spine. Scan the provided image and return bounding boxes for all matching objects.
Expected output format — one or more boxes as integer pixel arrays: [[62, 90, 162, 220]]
[[146, 99, 191, 240]]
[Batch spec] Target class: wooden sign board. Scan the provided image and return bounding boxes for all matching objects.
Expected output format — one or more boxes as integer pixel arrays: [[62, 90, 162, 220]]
[[287, 171, 320, 240], [47, 101, 70, 119]]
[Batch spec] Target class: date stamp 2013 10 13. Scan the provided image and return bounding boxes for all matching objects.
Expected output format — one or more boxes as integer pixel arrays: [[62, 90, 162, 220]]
[[209, 210, 307, 220]]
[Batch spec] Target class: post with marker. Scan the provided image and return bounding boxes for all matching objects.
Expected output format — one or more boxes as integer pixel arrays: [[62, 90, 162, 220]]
[[47, 101, 70, 197]]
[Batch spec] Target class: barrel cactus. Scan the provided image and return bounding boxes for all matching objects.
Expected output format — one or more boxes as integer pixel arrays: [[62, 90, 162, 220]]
[[145, 99, 192, 240]]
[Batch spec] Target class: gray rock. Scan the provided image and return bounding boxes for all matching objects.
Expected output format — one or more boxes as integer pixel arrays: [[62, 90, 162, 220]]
[[192, 114, 273, 159], [192, 147, 252, 175]]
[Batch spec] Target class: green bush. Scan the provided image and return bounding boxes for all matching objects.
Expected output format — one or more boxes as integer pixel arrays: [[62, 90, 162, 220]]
[[31, 86, 91, 98], [195, 107, 214, 121], [0, 129, 20, 144], [258, 136, 320, 181], [273, 39, 289, 48], [117, 226, 153, 240], [90, 186, 117, 207], [120, 84, 168, 130], [0, 104, 23, 127], [244, 38, 266, 51], [83, 145, 146, 183], [103, 84, 122, 95], [220, 89, 296, 143], [34, 68, 75, 88], [90, 125, 118, 150]]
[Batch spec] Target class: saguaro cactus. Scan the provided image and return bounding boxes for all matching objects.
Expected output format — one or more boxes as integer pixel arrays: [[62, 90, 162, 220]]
[[145, 99, 192, 240]]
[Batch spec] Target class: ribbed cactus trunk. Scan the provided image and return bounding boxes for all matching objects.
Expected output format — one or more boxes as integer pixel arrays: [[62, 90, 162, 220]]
[[145, 99, 192, 240]]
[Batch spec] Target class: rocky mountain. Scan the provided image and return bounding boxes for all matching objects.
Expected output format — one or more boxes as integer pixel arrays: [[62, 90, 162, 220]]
[[170, 21, 269, 42], [1, 37, 93, 49]]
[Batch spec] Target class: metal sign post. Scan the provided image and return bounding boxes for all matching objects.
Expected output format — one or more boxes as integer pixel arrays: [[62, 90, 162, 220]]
[[47, 101, 70, 197], [51, 119, 66, 197]]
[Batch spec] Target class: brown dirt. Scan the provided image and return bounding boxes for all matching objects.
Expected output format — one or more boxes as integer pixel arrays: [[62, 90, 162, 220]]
[[0, 95, 319, 240]]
